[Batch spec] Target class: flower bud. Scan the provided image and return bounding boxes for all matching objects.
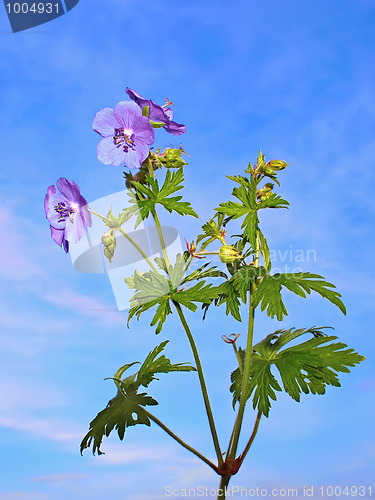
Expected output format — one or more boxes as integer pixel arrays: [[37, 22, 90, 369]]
[[267, 160, 289, 171], [219, 245, 243, 263], [257, 183, 274, 201], [102, 229, 117, 263]]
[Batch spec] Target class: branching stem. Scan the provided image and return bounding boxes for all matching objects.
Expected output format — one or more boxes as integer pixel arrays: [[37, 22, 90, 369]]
[[144, 409, 220, 474], [174, 301, 223, 467], [91, 209, 158, 273]]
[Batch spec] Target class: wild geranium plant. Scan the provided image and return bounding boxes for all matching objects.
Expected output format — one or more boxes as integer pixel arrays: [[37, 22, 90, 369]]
[[45, 88, 364, 499]]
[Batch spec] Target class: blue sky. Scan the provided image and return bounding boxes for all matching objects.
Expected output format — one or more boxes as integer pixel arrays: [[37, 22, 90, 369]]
[[0, 0, 375, 498]]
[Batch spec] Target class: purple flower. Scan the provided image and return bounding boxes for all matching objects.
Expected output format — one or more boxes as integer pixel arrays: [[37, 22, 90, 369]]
[[126, 88, 186, 136], [93, 101, 155, 169], [44, 178, 92, 253]]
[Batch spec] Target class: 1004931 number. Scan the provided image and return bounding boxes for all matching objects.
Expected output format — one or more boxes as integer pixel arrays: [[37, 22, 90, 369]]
[[319, 486, 372, 497], [5, 3, 59, 14]]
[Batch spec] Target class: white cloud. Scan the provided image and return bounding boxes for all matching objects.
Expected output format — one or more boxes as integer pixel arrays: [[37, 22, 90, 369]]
[[43, 286, 125, 326], [0, 414, 83, 444]]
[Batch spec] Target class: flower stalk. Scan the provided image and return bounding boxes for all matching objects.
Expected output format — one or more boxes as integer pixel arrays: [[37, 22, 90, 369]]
[[144, 409, 220, 474]]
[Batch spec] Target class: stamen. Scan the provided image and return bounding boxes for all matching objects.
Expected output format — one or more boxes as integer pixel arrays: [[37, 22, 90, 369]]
[[54, 201, 78, 223], [113, 128, 136, 153], [162, 98, 174, 108]]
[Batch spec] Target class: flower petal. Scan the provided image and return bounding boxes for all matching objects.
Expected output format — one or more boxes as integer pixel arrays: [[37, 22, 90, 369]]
[[44, 185, 57, 215], [46, 193, 68, 229], [56, 178, 81, 202], [148, 101, 169, 124], [132, 115, 155, 144], [80, 204, 93, 228], [125, 88, 150, 109], [50, 225, 64, 246], [164, 108, 174, 120], [113, 101, 142, 130], [123, 142, 149, 170], [96, 137, 125, 166], [163, 120, 186, 136], [65, 213, 85, 243], [92, 107, 118, 137]]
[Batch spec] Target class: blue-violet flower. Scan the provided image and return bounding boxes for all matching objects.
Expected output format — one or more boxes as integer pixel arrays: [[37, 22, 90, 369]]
[[93, 101, 155, 169], [44, 178, 92, 253], [126, 88, 186, 136]]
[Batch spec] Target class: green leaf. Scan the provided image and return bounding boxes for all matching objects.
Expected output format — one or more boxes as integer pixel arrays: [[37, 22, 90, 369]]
[[125, 268, 173, 334], [196, 213, 225, 250], [182, 262, 227, 285], [80, 390, 158, 455], [126, 256, 221, 333], [102, 207, 137, 229], [116, 340, 196, 391], [216, 175, 258, 250], [131, 169, 198, 220], [150, 297, 172, 334], [172, 282, 221, 312], [81, 341, 196, 455], [259, 229, 271, 271], [257, 193, 289, 209], [213, 266, 266, 321], [253, 272, 346, 321], [230, 327, 365, 417]]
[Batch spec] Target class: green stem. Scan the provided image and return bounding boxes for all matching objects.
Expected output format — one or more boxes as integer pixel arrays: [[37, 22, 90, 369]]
[[147, 159, 171, 270], [173, 301, 223, 467], [218, 475, 231, 500], [224, 341, 243, 458], [228, 286, 255, 458], [144, 409, 220, 474], [232, 342, 243, 375], [153, 209, 171, 269], [91, 210, 158, 273], [228, 230, 260, 459], [237, 411, 262, 467], [146, 160, 222, 466], [117, 228, 158, 273]]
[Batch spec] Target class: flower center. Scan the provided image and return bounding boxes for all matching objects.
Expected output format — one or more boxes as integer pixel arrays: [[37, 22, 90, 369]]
[[54, 202, 78, 223], [113, 128, 136, 153]]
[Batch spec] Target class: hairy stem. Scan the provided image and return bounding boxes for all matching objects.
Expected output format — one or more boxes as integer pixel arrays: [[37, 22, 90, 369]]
[[91, 209, 158, 273], [144, 410, 220, 474], [174, 301, 223, 467]]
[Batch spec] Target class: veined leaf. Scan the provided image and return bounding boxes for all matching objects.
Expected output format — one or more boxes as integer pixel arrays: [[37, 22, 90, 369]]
[[196, 213, 225, 250], [253, 272, 346, 321], [80, 390, 158, 455], [259, 229, 271, 271], [212, 266, 266, 322], [258, 193, 289, 210], [130, 168, 198, 220], [81, 341, 196, 455], [230, 327, 365, 417], [126, 257, 222, 333], [116, 340, 196, 392]]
